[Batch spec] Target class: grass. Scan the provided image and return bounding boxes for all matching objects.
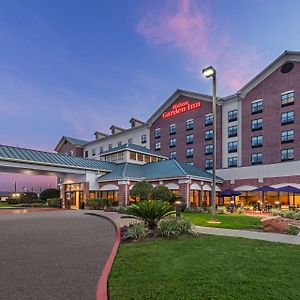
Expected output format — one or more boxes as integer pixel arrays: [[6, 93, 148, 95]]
[[182, 212, 263, 229], [0, 203, 13, 208], [109, 236, 300, 300]]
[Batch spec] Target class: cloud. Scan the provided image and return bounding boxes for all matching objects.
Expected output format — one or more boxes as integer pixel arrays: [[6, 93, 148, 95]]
[[136, 0, 261, 94]]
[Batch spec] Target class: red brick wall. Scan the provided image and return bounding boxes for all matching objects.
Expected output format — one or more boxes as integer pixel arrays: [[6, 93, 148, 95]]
[[241, 62, 300, 166], [56, 141, 84, 157], [150, 95, 222, 169]]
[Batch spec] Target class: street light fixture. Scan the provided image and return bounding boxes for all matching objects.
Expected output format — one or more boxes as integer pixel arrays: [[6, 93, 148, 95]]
[[202, 65, 219, 223]]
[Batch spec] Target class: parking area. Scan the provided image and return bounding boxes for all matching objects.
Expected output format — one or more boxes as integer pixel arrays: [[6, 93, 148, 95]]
[[0, 210, 116, 300]]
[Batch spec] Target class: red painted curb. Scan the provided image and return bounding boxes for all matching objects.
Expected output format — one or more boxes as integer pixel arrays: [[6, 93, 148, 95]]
[[96, 220, 121, 300]]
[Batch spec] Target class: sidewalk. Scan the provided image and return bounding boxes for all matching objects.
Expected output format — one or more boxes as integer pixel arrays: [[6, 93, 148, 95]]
[[193, 225, 300, 245]]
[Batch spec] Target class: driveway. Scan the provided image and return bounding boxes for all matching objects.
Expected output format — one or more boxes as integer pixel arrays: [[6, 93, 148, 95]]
[[0, 210, 116, 300]]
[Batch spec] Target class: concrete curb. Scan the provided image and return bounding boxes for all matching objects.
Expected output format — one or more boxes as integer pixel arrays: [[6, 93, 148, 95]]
[[84, 213, 121, 300]]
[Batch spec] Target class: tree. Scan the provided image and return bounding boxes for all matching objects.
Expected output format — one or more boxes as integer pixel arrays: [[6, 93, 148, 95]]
[[150, 185, 173, 202], [39, 188, 60, 201], [130, 181, 153, 202]]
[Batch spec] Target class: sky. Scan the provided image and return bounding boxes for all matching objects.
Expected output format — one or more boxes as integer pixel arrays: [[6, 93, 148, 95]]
[[1, 0, 300, 191]]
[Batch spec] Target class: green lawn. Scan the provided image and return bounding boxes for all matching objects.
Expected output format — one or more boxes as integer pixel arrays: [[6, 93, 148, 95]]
[[109, 236, 300, 300], [0, 203, 12, 208], [182, 212, 262, 229]]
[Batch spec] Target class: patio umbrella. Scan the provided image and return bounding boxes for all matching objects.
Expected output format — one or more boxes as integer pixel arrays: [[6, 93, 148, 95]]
[[277, 185, 300, 206], [219, 189, 241, 197], [253, 186, 278, 208]]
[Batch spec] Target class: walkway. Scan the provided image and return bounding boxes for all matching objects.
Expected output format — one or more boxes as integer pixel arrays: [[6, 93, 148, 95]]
[[0, 210, 116, 300], [193, 225, 300, 245], [88, 211, 300, 245]]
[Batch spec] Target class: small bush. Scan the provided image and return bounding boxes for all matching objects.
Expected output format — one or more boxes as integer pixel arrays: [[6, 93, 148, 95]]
[[217, 206, 227, 214], [236, 207, 244, 214], [271, 208, 281, 216], [185, 207, 205, 213], [86, 198, 103, 210], [7, 192, 40, 205], [158, 218, 192, 238], [126, 223, 150, 240], [47, 198, 62, 208], [288, 224, 299, 235], [292, 212, 300, 220]]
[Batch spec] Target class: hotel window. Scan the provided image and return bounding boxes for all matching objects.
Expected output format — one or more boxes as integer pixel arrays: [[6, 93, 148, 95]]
[[111, 153, 117, 162], [187, 162, 194, 166], [169, 151, 176, 159], [228, 110, 238, 122], [205, 144, 213, 155], [205, 129, 213, 140], [118, 152, 124, 160], [251, 135, 263, 148], [228, 141, 238, 153], [186, 134, 194, 144], [205, 159, 213, 170], [228, 125, 237, 137], [281, 91, 294, 107], [92, 149, 96, 156], [155, 141, 161, 151], [128, 138, 133, 144], [99, 146, 104, 154], [169, 124, 176, 135], [186, 119, 194, 130], [108, 144, 113, 150], [281, 130, 294, 143], [251, 99, 263, 114], [144, 155, 150, 163], [169, 138, 176, 148], [186, 148, 194, 158], [130, 151, 136, 160], [251, 153, 262, 165], [141, 134, 147, 144], [228, 156, 238, 168], [137, 153, 143, 161], [154, 128, 161, 138], [281, 111, 294, 125], [85, 150, 88, 158], [251, 118, 263, 131], [281, 148, 294, 161], [118, 141, 122, 147], [205, 113, 213, 126]]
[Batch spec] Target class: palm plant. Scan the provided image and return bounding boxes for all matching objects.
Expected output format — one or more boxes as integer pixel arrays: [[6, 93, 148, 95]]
[[124, 200, 176, 230]]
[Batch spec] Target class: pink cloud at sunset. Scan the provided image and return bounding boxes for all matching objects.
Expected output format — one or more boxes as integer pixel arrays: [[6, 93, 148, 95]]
[[136, 0, 261, 94]]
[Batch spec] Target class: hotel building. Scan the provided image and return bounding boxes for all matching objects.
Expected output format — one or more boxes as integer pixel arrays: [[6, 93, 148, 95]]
[[52, 50, 300, 207]]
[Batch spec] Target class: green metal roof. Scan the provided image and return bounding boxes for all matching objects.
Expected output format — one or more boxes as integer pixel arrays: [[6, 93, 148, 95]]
[[99, 160, 223, 182], [100, 143, 166, 157], [64, 136, 89, 146], [0, 144, 115, 171]]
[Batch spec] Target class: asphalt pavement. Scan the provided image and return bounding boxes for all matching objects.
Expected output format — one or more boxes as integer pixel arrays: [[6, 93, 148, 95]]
[[0, 210, 116, 300]]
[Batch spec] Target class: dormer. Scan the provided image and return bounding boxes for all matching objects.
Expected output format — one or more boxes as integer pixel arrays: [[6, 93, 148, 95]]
[[110, 125, 125, 135], [129, 118, 146, 128], [94, 131, 108, 140]]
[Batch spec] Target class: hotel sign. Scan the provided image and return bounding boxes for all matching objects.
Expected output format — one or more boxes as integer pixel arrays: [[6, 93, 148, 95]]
[[162, 101, 201, 119]]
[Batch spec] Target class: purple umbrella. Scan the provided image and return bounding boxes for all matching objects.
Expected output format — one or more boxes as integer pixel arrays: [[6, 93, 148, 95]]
[[219, 189, 241, 197], [277, 185, 300, 206]]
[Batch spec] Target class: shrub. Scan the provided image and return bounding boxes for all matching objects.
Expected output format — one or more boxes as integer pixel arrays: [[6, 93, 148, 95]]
[[236, 207, 244, 214], [39, 189, 60, 201], [292, 212, 300, 220], [86, 198, 103, 210], [124, 200, 176, 229], [217, 206, 227, 214], [150, 185, 173, 202], [7, 192, 39, 205], [130, 181, 153, 201], [126, 222, 151, 240], [288, 224, 299, 235], [184, 207, 205, 213], [271, 208, 281, 216], [158, 218, 192, 238], [47, 198, 62, 208]]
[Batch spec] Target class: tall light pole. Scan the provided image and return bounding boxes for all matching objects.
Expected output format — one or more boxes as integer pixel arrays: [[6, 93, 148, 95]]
[[202, 66, 218, 222]]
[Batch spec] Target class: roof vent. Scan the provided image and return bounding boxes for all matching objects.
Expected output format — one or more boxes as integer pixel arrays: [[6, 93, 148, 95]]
[[281, 62, 294, 74]]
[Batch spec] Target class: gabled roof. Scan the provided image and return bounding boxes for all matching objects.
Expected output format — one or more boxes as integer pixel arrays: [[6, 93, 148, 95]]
[[99, 159, 223, 182], [54, 136, 89, 152], [147, 89, 221, 126], [234, 50, 300, 99], [100, 143, 167, 158], [0, 144, 115, 172]]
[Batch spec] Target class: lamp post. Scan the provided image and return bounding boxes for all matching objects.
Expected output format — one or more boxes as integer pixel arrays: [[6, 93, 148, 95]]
[[202, 66, 218, 223]]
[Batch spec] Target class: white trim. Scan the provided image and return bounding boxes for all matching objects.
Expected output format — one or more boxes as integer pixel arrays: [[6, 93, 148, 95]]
[[203, 184, 211, 191], [99, 184, 119, 191], [190, 183, 201, 190], [251, 99, 263, 104], [281, 90, 294, 95], [164, 183, 179, 190], [234, 185, 257, 192]]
